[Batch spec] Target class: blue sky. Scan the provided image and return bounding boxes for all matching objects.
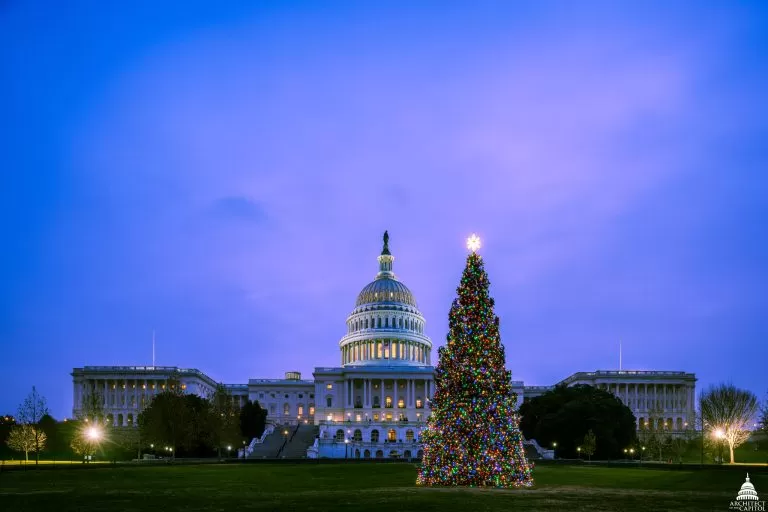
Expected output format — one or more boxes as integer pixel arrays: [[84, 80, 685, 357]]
[[1, 1, 767, 418]]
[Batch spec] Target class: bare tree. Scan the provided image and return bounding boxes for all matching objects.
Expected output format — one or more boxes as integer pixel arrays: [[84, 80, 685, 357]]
[[17, 386, 49, 464], [700, 383, 759, 464], [6, 425, 47, 462], [581, 429, 596, 461]]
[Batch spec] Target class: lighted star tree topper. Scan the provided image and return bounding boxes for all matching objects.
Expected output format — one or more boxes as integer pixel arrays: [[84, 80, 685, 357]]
[[417, 234, 534, 488]]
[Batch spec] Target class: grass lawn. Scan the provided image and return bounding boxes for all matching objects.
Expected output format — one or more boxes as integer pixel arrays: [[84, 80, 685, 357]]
[[0, 462, 765, 511]]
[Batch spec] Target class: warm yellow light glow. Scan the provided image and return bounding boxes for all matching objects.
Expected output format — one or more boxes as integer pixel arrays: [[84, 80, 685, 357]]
[[714, 428, 725, 439], [86, 426, 102, 441], [466, 233, 481, 253]]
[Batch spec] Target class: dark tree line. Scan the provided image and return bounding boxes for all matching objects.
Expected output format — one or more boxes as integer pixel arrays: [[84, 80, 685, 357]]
[[519, 384, 637, 460]]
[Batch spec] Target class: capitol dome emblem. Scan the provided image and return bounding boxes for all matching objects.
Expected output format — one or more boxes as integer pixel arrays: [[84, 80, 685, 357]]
[[729, 474, 765, 511]]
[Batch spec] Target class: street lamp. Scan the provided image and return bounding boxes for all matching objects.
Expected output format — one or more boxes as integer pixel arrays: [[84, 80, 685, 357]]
[[345, 438, 350, 459], [714, 428, 726, 464], [577, 447, 581, 459]]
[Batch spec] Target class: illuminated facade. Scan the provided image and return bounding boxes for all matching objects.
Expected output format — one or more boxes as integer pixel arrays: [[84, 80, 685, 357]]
[[71, 232, 696, 458]]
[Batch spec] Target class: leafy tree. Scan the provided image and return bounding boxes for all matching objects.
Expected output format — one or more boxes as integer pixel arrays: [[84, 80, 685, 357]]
[[209, 385, 242, 457], [17, 386, 49, 464], [520, 384, 637, 460], [700, 383, 759, 464], [139, 392, 187, 455], [581, 429, 596, 461], [7, 425, 46, 461], [240, 400, 267, 441], [139, 391, 214, 456]]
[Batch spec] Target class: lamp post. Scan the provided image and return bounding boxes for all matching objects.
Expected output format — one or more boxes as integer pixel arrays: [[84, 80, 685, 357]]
[[345, 438, 350, 459], [577, 447, 581, 460], [714, 428, 725, 464], [84, 426, 103, 464]]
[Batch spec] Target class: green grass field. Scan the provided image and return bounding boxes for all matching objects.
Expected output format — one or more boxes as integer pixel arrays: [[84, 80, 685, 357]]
[[0, 463, 765, 511]]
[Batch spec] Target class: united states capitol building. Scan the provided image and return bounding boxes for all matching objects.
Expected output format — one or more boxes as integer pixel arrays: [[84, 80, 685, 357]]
[[71, 233, 697, 458]]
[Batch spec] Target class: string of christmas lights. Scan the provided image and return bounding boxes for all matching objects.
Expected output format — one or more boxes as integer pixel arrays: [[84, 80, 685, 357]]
[[417, 245, 534, 488]]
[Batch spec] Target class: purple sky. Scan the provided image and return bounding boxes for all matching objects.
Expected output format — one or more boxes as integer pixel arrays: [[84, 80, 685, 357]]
[[2, 2, 767, 418]]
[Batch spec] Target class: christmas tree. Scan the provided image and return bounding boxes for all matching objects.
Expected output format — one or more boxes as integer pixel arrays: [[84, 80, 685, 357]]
[[417, 235, 534, 488]]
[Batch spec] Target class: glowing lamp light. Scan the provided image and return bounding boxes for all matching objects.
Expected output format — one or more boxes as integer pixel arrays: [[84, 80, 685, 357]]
[[714, 428, 725, 439], [86, 426, 102, 441], [466, 234, 481, 253]]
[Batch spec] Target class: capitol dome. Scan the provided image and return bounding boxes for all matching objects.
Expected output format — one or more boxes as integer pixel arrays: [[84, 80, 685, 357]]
[[339, 231, 432, 367], [355, 278, 417, 308], [737, 474, 760, 501]]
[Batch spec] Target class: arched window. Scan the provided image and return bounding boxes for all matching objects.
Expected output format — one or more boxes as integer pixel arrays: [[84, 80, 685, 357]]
[[406, 429, 414, 441], [326, 396, 333, 407], [298, 405, 304, 416], [309, 405, 315, 416], [370, 430, 380, 442], [398, 318, 403, 328], [355, 449, 361, 458], [117, 414, 123, 427], [385, 396, 393, 408], [364, 449, 371, 459], [353, 429, 362, 441], [387, 429, 396, 442], [375, 450, 384, 459], [365, 318, 369, 329], [284, 403, 290, 416], [335, 429, 344, 442], [377, 317, 381, 328], [373, 396, 380, 408], [403, 450, 412, 459], [385, 318, 389, 328]]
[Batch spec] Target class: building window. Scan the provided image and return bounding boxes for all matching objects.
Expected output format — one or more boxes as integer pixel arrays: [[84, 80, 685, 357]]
[[285, 394, 289, 399], [270, 405, 276, 415], [397, 398, 405, 409], [371, 430, 379, 442], [355, 414, 361, 422], [385, 396, 393, 408], [298, 394, 303, 399], [335, 429, 344, 442], [259, 393, 264, 399], [353, 429, 362, 441], [309, 406, 315, 416], [373, 413, 379, 421], [416, 399, 423, 408], [326, 383, 333, 390], [310, 394, 314, 399], [284, 404, 290, 416], [326, 397, 333, 407], [373, 396, 380, 408], [406, 429, 414, 442], [388, 429, 396, 442], [298, 405, 304, 416]]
